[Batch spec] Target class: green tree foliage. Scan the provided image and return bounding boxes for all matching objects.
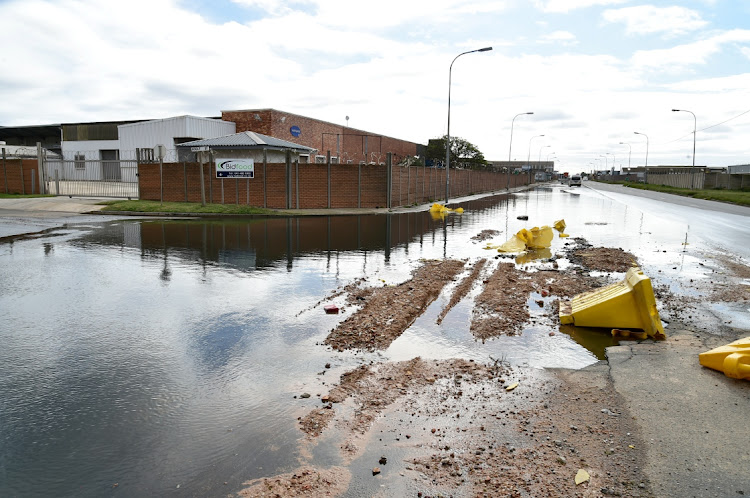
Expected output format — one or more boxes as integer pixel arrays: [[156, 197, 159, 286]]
[[426, 135, 488, 170]]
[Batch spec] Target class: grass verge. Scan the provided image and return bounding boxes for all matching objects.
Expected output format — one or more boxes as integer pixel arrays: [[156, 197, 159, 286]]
[[100, 200, 277, 215], [597, 181, 750, 207]]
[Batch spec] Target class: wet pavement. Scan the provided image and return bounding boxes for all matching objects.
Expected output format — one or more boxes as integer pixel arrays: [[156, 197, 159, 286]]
[[1, 183, 748, 497]]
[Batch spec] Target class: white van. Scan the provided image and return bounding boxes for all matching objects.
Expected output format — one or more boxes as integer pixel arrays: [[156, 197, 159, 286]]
[[570, 175, 582, 187]]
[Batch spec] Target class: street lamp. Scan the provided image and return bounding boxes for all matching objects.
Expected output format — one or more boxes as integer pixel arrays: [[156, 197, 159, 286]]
[[527, 134, 544, 181], [600, 154, 608, 171], [619, 142, 631, 170], [672, 109, 696, 168], [634, 131, 649, 183], [539, 145, 551, 162], [507, 112, 534, 189], [445, 46, 493, 203], [607, 152, 616, 172], [546, 152, 555, 161]]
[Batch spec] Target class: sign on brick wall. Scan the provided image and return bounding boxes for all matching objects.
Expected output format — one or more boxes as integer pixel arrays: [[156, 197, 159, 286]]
[[216, 158, 255, 178]]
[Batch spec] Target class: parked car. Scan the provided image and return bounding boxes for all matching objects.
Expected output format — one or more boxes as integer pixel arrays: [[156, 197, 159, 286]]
[[570, 175, 582, 187]]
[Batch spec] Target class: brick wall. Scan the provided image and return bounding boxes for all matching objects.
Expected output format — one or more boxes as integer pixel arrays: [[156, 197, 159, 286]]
[[221, 109, 419, 164], [1, 158, 41, 194], [138, 160, 529, 209]]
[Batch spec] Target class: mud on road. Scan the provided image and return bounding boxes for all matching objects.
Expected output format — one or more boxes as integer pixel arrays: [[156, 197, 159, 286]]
[[232, 235, 669, 497]]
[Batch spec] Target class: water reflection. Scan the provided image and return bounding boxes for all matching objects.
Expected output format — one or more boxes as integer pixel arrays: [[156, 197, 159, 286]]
[[4, 187, 660, 497]]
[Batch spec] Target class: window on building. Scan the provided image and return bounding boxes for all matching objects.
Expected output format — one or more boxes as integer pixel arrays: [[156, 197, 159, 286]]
[[74, 153, 85, 169]]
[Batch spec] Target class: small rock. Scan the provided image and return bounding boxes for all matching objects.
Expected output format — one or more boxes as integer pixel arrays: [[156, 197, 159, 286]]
[[379, 456, 387, 465], [372, 467, 381, 475], [325, 363, 331, 368], [300, 393, 311, 399], [557, 456, 567, 465]]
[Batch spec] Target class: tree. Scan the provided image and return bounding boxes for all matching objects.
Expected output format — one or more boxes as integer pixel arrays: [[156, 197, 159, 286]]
[[426, 135, 488, 170]]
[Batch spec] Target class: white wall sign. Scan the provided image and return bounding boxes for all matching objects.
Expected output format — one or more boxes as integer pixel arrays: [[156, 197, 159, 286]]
[[216, 158, 254, 178]]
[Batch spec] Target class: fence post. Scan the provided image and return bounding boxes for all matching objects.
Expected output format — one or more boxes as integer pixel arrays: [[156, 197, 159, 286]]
[[159, 156, 163, 204], [20, 160, 25, 194], [36, 142, 46, 194], [263, 148, 267, 208], [407, 166, 411, 205], [208, 151, 214, 204], [386, 153, 392, 209], [183, 162, 188, 202], [31, 170, 35, 194], [357, 162, 361, 208], [286, 149, 291, 209], [327, 150, 331, 209], [55, 169, 60, 195], [199, 157, 206, 206], [295, 158, 299, 209], [2, 147, 7, 194]]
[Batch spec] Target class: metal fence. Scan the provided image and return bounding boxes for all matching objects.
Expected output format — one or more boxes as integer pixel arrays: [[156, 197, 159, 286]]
[[44, 159, 139, 198]]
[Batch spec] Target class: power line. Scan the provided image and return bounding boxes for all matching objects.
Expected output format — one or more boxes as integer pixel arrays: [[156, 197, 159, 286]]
[[662, 108, 750, 144]]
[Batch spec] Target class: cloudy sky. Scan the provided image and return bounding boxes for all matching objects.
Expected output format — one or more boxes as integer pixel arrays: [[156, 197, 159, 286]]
[[1, 0, 748, 172]]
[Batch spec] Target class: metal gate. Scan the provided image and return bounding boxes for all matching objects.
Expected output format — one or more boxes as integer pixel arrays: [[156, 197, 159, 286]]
[[44, 158, 139, 198]]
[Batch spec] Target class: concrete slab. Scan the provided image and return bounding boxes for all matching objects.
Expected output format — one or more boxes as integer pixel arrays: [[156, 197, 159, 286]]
[[607, 331, 750, 497], [0, 197, 107, 214]]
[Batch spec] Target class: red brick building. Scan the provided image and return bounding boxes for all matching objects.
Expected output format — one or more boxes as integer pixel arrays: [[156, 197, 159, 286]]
[[221, 109, 422, 165]]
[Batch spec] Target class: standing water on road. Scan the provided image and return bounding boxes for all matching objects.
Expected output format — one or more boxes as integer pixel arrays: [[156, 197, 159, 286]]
[[0, 184, 731, 496]]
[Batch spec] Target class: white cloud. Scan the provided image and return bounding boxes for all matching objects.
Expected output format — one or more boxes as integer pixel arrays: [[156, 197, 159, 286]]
[[539, 30, 578, 45], [631, 29, 750, 71], [533, 0, 627, 14], [602, 5, 707, 36], [233, 0, 511, 28]]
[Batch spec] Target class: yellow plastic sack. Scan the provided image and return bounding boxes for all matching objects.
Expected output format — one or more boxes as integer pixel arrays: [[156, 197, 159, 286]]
[[497, 235, 528, 252], [553, 219, 566, 231], [527, 226, 553, 249]]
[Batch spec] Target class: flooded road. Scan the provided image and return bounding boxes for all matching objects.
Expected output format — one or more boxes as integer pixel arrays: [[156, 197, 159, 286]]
[[1, 183, 747, 496]]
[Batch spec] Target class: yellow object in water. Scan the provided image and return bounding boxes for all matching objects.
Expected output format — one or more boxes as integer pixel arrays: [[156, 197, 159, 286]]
[[497, 234, 528, 253], [497, 226, 554, 253], [699, 337, 750, 380], [429, 203, 463, 218], [527, 226, 553, 249], [559, 267, 665, 339], [553, 219, 566, 231]]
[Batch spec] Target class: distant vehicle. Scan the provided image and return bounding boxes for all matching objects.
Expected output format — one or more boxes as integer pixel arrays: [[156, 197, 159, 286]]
[[570, 175, 582, 187]]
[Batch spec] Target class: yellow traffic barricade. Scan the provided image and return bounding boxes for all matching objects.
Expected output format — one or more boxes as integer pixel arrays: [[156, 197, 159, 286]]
[[559, 267, 665, 340], [699, 337, 750, 380]]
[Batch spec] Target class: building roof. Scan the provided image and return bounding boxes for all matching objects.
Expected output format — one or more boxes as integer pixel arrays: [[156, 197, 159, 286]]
[[176, 131, 315, 152]]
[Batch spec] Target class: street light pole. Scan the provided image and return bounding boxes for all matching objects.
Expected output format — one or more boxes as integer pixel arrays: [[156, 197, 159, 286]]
[[619, 141, 631, 170], [507, 112, 533, 190], [634, 131, 649, 183], [527, 134, 544, 181], [600, 154, 608, 171], [607, 152, 616, 172], [539, 145, 550, 162], [445, 46, 492, 203], [672, 109, 696, 168]]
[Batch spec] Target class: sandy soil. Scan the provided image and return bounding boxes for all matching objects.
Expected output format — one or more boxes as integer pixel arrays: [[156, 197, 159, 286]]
[[234, 241, 658, 497], [324, 260, 466, 351], [436, 258, 487, 325], [237, 467, 351, 497]]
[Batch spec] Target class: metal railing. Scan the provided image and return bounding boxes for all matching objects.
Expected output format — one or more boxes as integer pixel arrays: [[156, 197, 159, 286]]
[[45, 159, 139, 198]]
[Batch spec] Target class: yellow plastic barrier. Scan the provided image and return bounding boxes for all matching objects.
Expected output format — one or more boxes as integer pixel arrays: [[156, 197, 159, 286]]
[[559, 267, 665, 339], [496, 226, 554, 253], [699, 337, 750, 380], [429, 203, 464, 220]]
